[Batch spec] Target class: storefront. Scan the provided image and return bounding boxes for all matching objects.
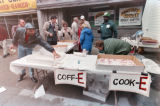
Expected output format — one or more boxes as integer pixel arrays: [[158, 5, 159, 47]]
[[37, 0, 146, 41], [0, 0, 38, 40]]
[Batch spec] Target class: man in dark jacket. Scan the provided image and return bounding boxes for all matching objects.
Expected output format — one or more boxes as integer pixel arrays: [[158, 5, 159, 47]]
[[95, 38, 131, 55], [98, 12, 118, 40], [11, 23, 60, 83]]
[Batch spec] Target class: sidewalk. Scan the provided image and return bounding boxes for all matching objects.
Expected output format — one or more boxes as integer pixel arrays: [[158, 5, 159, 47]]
[[0, 49, 159, 106]]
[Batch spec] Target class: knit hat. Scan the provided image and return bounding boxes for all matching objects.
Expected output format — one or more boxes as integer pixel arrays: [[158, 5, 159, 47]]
[[103, 12, 110, 17], [25, 23, 35, 29]]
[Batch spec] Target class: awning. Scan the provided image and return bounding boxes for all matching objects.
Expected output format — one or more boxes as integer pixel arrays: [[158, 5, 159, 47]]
[[0, 10, 37, 17], [37, 0, 139, 10]]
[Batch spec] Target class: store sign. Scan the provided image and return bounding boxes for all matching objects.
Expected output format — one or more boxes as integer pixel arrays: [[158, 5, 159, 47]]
[[54, 69, 87, 88], [119, 6, 143, 26], [109, 73, 151, 97], [88, 10, 114, 26], [94, 12, 105, 26], [0, 0, 37, 13]]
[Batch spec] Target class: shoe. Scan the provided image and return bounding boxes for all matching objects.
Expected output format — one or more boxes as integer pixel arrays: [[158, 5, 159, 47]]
[[3, 53, 10, 58], [3, 54, 7, 58], [18, 73, 26, 82], [31, 77, 38, 83]]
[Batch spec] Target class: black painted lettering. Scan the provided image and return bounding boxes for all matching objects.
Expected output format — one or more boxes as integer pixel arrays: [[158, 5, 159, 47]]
[[57, 74, 62, 80], [130, 80, 135, 86], [62, 74, 66, 80], [124, 79, 129, 85], [113, 79, 118, 85], [119, 79, 124, 85]]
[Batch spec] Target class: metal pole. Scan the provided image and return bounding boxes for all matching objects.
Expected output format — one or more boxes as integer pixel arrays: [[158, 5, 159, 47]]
[[3, 17, 11, 39], [114, 6, 117, 23], [114, 91, 118, 106], [31, 14, 34, 26]]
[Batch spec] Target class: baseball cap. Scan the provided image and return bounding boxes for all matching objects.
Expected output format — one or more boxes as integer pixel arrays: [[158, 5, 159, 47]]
[[80, 15, 85, 20]]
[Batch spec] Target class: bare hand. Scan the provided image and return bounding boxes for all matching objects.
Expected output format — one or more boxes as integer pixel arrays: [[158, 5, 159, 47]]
[[10, 44, 15, 50], [49, 33, 53, 37], [53, 51, 60, 59]]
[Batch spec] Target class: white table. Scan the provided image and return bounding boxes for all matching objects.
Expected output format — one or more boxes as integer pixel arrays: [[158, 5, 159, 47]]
[[57, 41, 77, 53], [10, 53, 156, 103]]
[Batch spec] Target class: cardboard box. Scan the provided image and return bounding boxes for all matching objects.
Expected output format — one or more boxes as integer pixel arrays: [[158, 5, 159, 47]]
[[59, 40, 76, 43], [96, 54, 145, 72], [52, 45, 68, 48], [52, 45, 68, 52]]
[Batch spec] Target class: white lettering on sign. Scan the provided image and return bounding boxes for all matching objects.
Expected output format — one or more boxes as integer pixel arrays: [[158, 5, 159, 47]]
[[109, 73, 151, 97], [54, 69, 86, 88]]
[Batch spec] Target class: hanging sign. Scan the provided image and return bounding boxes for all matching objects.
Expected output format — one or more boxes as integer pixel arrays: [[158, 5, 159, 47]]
[[119, 6, 143, 26], [109, 73, 151, 97], [0, 0, 37, 13], [54, 69, 87, 88]]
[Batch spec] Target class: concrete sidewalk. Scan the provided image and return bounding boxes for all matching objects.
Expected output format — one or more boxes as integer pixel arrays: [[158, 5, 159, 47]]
[[0, 49, 159, 106]]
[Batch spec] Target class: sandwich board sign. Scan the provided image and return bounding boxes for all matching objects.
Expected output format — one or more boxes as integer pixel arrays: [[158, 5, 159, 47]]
[[54, 69, 87, 88], [109, 73, 151, 97]]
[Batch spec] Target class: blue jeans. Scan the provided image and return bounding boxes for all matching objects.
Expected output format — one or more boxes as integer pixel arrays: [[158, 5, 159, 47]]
[[18, 45, 34, 78]]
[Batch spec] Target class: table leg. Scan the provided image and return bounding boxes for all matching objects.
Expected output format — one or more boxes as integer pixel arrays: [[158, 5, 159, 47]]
[[114, 91, 118, 106]]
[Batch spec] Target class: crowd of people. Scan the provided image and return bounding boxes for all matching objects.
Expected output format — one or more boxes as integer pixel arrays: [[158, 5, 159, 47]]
[[9, 11, 135, 83], [12, 12, 126, 56], [41, 12, 126, 54], [42, 15, 94, 53], [11, 20, 60, 83]]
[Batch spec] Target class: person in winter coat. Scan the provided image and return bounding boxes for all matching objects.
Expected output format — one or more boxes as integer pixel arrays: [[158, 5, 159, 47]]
[[95, 38, 131, 55], [98, 12, 118, 40], [80, 24, 94, 54], [10, 23, 60, 83]]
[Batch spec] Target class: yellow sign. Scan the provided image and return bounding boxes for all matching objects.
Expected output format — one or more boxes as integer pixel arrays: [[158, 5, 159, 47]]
[[0, 0, 37, 13]]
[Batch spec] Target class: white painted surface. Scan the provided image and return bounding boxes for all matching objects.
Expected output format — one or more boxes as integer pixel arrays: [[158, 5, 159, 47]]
[[34, 85, 46, 99], [0, 87, 6, 94], [142, 0, 160, 44], [109, 73, 151, 97], [142, 59, 160, 74], [54, 69, 87, 88]]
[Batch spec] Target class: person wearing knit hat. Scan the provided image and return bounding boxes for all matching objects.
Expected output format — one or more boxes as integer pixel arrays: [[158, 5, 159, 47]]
[[10, 23, 60, 83]]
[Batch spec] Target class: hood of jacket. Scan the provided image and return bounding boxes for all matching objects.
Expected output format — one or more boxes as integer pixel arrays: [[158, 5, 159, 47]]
[[82, 28, 92, 35]]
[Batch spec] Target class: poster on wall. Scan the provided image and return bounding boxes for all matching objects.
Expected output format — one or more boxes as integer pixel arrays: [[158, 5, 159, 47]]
[[119, 6, 143, 26], [88, 10, 114, 26]]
